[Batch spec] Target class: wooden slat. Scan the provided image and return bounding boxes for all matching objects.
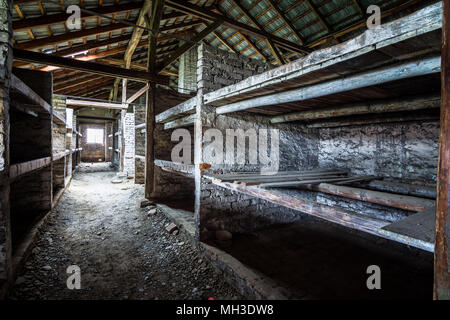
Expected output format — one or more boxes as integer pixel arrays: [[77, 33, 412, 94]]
[[11, 74, 51, 114], [163, 113, 196, 130], [66, 99, 127, 110], [215, 56, 441, 115], [257, 176, 375, 188], [154, 159, 195, 177], [301, 183, 435, 212], [271, 95, 441, 123], [380, 209, 435, 252], [203, 3, 442, 107], [9, 157, 52, 180], [155, 96, 197, 123], [210, 179, 390, 235]]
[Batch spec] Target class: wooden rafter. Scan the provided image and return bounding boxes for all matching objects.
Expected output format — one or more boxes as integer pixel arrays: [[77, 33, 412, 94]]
[[13, 48, 170, 84], [157, 20, 223, 72], [266, 0, 304, 45], [13, 2, 142, 31], [228, 0, 284, 64], [165, 0, 310, 54]]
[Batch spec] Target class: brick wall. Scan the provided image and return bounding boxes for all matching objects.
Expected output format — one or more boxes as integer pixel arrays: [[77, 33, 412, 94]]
[[123, 111, 135, 177]]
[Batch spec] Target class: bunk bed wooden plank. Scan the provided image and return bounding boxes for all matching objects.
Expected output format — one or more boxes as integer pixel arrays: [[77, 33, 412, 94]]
[[210, 179, 390, 235], [204, 169, 348, 180], [155, 96, 196, 123], [11, 74, 52, 114], [215, 56, 440, 115], [9, 157, 52, 180], [203, 2, 442, 107], [164, 114, 196, 130], [52, 110, 66, 126], [154, 159, 194, 176], [257, 176, 376, 188], [356, 180, 436, 199], [300, 183, 435, 212], [378, 209, 435, 252], [230, 174, 347, 186]]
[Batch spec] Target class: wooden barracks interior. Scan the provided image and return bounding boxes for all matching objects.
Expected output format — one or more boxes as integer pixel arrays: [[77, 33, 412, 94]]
[[0, 0, 449, 300]]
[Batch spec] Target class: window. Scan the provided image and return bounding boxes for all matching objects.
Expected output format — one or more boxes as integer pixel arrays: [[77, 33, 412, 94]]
[[86, 128, 104, 144]]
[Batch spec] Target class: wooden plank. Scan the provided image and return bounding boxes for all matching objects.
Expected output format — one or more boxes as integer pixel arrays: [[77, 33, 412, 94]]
[[11, 74, 52, 114], [215, 56, 441, 115], [52, 110, 66, 126], [9, 157, 52, 180], [164, 114, 196, 130], [66, 99, 127, 110], [13, 49, 170, 84], [211, 171, 348, 183], [203, 2, 442, 106], [357, 180, 437, 199], [301, 183, 435, 212], [144, 0, 165, 199], [126, 84, 149, 104], [307, 113, 440, 129], [211, 179, 390, 235], [258, 176, 376, 188], [204, 169, 347, 180], [155, 96, 197, 123], [271, 95, 441, 123], [379, 209, 435, 252], [434, 0, 450, 300], [154, 159, 194, 176]]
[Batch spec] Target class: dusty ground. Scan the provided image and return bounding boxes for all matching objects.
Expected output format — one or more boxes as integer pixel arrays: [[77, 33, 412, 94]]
[[9, 163, 242, 300]]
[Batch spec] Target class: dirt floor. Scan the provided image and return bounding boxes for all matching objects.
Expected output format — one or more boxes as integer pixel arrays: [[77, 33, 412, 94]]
[[8, 163, 242, 300]]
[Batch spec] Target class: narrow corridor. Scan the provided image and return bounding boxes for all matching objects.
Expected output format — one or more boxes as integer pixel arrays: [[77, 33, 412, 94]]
[[9, 164, 241, 300]]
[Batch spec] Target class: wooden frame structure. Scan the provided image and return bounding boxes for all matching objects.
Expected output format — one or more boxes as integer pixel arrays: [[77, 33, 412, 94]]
[[148, 2, 448, 299]]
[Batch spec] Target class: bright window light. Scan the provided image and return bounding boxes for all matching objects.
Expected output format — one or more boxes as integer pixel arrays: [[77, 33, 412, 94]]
[[86, 128, 104, 144]]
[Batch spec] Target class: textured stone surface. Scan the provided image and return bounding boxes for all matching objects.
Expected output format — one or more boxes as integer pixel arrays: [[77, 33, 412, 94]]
[[123, 111, 135, 177], [318, 121, 439, 185]]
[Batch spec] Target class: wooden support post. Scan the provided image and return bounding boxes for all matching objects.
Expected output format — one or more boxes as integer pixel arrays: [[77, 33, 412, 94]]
[[434, 0, 450, 300], [145, 0, 164, 199], [120, 79, 127, 172]]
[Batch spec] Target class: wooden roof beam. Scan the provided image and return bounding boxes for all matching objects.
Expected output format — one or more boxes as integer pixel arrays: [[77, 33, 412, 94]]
[[266, 0, 305, 45], [228, 0, 284, 65], [165, 0, 310, 54], [157, 20, 223, 72], [13, 48, 170, 84], [13, 2, 142, 31], [14, 22, 134, 50]]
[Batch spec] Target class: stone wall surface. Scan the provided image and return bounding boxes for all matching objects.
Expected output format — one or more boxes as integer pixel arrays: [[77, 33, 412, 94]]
[[0, 0, 12, 297], [196, 44, 440, 234], [123, 111, 135, 177], [318, 121, 439, 185]]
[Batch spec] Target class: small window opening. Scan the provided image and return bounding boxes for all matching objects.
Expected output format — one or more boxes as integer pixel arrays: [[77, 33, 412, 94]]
[[86, 128, 104, 145]]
